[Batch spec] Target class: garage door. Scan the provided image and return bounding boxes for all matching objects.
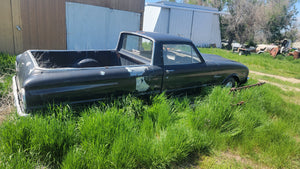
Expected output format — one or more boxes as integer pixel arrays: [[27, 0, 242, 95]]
[[66, 2, 140, 50]]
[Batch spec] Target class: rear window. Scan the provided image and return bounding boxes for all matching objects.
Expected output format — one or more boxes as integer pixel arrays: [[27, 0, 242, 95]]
[[121, 34, 153, 61]]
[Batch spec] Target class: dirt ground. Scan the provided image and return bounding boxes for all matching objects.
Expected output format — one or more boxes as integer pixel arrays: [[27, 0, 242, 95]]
[[250, 71, 300, 84], [250, 71, 300, 105], [257, 80, 300, 92], [250, 70, 300, 92], [0, 93, 14, 124]]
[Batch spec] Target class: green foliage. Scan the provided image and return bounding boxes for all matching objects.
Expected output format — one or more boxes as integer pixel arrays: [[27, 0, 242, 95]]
[[0, 53, 16, 97], [0, 75, 13, 97], [199, 48, 300, 78], [0, 106, 77, 168], [221, 0, 298, 44], [1, 81, 299, 168], [266, 15, 284, 42], [142, 42, 152, 51], [0, 53, 15, 76], [0, 49, 299, 168]]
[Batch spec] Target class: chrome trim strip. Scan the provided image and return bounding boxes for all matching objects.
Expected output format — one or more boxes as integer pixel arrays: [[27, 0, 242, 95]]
[[12, 76, 29, 117], [30, 82, 118, 95]]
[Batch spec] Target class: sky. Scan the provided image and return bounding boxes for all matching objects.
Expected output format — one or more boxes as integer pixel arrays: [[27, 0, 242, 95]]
[[145, 0, 161, 3]]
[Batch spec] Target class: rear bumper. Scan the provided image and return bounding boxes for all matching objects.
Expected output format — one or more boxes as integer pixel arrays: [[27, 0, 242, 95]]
[[12, 76, 29, 116]]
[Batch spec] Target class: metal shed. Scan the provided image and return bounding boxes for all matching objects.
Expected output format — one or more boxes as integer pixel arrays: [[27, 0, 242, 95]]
[[143, 1, 221, 48], [0, 0, 145, 54]]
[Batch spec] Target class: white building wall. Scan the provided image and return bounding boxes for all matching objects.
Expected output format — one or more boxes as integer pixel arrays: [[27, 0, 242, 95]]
[[191, 12, 221, 48], [66, 2, 140, 50], [143, 6, 170, 34], [143, 3, 221, 48], [143, 6, 162, 32], [169, 8, 193, 39]]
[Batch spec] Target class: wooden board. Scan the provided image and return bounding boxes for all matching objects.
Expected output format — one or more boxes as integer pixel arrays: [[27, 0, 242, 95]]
[[11, 0, 23, 54], [67, 0, 145, 13], [0, 0, 15, 54], [20, 0, 66, 50]]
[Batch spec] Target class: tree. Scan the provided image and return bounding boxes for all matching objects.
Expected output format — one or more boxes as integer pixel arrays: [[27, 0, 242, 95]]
[[220, 0, 258, 47], [184, 0, 227, 10], [179, 0, 299, 45], [263, 0, 298, 43], [221, 0, 298, 46]]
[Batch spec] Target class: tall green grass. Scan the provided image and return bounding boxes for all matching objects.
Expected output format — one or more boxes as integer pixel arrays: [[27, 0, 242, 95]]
[[0, 53, 15, 97], [0, 53, 15, 76], [199, 48, 300, 79], [1, 81, 299, 168]]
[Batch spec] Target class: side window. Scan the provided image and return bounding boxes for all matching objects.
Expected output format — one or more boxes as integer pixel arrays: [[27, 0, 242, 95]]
[[122, 34, 153, 61], [163, 44, 201, 65]]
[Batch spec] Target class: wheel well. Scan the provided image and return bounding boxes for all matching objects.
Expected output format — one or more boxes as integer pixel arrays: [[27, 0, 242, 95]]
[[232, 75, 240, 84], [223, 74, 240, 84]]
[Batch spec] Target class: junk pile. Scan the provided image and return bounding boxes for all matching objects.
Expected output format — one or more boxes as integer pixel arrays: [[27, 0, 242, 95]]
[[227, 39, 300, 59]]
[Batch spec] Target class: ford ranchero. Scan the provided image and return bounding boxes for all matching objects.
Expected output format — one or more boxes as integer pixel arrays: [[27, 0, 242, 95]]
[[13, 31, 249, 115]]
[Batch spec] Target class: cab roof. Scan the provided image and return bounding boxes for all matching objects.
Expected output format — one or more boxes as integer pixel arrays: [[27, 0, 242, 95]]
[[121, 31, 193, 44]]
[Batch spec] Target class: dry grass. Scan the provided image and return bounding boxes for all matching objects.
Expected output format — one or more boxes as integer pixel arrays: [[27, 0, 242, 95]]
[[198, 150, 272, 169], [0, 91, 14, 124], [0, 72, 15, 124]]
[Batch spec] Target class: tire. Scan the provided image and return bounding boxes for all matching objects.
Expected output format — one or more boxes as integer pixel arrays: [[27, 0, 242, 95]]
[[76, 58, 99, 67], [224, 77, 236, 88]]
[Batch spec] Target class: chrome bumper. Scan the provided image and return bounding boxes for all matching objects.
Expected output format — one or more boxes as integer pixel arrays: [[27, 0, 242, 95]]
[[12, 76, 29, 116]]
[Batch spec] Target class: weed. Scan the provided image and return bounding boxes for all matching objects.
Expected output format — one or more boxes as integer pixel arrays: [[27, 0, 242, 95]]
[[0, 51, 299, 168], [1, 84, 299, 168], [0, 53, 15, 76]]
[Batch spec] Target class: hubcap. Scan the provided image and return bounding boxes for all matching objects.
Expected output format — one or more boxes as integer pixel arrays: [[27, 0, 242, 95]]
[[225, 81, 233, 87]]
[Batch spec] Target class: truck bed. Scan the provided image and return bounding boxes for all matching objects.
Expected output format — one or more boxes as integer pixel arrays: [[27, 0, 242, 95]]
[[32, 50, 148, 68]]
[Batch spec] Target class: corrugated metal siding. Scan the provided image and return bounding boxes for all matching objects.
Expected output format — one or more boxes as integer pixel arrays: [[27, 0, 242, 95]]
[[156, 8, 170, 33], [191, 12, 212, 46], [67, 0, 145, 13], [66, 2, 140, 50], [143, 3, 221, 48], [143, 6, 170, 34], [191, 12, 221, 47], [169, 8, 193, 39]]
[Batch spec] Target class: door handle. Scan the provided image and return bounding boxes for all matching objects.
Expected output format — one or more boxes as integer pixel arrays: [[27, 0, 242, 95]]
[[166, 69, 174, 74]]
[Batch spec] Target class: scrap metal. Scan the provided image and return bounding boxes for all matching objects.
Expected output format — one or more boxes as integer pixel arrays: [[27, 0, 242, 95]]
[[230, 82, 266, 93], [231, 101, 245, 106]]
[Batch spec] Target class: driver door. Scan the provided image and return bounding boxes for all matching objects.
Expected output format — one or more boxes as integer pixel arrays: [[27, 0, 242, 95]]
[[162, 44, 215, 91]]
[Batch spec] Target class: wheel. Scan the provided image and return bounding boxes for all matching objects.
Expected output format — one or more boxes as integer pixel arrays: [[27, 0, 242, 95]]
[[224, 77, 236, 88]]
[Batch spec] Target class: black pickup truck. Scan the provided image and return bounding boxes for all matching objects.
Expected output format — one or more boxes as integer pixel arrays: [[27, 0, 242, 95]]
[[13, 31, 248, 115]]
